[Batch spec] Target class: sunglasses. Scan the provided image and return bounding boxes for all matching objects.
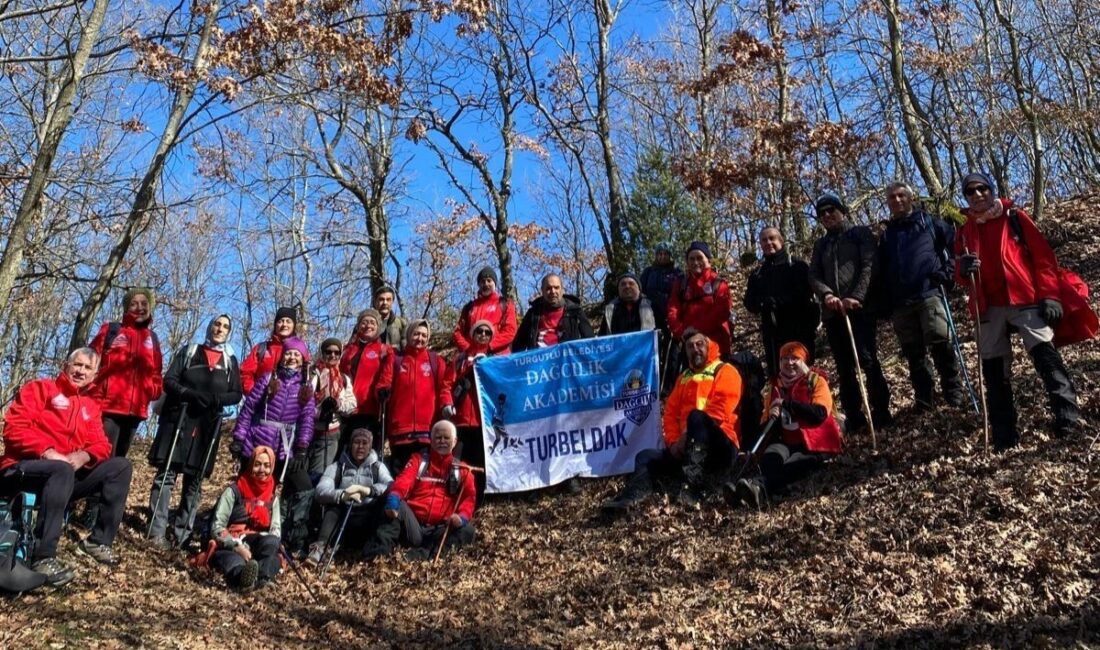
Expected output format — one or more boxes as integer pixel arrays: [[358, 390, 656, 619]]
[[323, 349, 341, 356], [473, 329, 492, 337], [963, 185, 991, 197]]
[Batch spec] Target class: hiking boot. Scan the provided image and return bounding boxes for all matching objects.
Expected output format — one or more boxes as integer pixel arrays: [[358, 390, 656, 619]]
[[404, 547, 431, 562], [149, 536, 173, 552], [735, 478, 768, 511], [31, 558, 75, 588], [944, 391, 967, 409], [721, 481, 742, 508], [78, 540, 119, 567], [562, 477, 583, 496], [676, 484, 701, 509], [238, 559, 260, 591], [305, 543, 324, 567]]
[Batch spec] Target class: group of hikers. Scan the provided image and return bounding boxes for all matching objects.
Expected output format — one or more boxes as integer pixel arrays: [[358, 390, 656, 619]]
[[0, 173, 1092, 594]]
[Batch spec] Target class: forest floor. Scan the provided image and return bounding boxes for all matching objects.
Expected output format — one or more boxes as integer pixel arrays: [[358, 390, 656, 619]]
[[2, 197, 1099, 648]]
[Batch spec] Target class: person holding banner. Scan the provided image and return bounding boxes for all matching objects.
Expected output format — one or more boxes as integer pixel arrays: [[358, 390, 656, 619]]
[[441, 319, 500, 504], [513, 274, 595, 352], [363, 421, 476, 561], [599, 272, 660, 336], [377, 320, 448, 473], [725, 342, 841, 510], [667, 242, 733, 358], [602, 329, 742, 512]]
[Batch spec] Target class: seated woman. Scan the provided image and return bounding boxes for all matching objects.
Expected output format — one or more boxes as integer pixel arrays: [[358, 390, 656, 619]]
[[306, 428, 393, 566], [231, 337, 315, 553], [726, 342, 842, 509], [363, 421, 476, 561], [210, 446, 282, 591]]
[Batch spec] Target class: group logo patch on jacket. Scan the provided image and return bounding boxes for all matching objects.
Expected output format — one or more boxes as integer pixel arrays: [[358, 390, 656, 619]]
[[143, 336, 155, 349], [80, 406, 92, 421], [366, 351, 378, 359], [419, 362, 432, 375], [50, 394, 71, 410], [110, 334, 129, 348], [703, 282, 714, 295]]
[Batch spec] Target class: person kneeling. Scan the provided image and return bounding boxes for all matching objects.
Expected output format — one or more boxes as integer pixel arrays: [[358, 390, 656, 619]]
[[602, 329, 742, 512], [363, 421, 475, 561], [726, 342, 842, 509], [306, 428, 393, 566], [210, 446, 282, 591]]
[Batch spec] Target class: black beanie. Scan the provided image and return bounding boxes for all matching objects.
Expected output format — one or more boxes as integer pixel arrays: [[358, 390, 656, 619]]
[[814, 192, 848, 215], [274, 307, 297, 325], [686, 241, 711, 260], [477, 266, 498, 284]]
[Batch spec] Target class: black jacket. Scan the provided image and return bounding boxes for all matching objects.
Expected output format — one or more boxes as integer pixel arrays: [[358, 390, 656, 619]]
[[149, 345, 242, 477], [513, 295, 594, 352], [877, 210, 955, 311], [810, 223, 878, 320], [743, 249, 820, 339]]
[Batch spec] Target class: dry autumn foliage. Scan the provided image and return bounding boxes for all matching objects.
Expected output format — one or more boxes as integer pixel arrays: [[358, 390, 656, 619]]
[[0, 196, 1098, 648]]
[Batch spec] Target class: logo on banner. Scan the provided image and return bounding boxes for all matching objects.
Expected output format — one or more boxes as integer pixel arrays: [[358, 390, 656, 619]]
[[614, 369, 656, 425], [488, 393, 522, 456]]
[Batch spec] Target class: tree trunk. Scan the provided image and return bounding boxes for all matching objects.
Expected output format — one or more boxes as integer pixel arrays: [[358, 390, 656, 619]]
[[594, 0, 630, 297], [0, 0, 111, 321], [69, 0, 220, 350]]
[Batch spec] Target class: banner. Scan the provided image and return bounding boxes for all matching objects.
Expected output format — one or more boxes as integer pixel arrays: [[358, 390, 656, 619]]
[[474, 331, 661, 493]]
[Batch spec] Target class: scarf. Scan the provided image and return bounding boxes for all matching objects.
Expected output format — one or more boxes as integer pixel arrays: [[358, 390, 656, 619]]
[[315, 363, 345, 399], [236, 446, 276, 530], [778, 359, 809, 389], [973, 199, 1004, 224]]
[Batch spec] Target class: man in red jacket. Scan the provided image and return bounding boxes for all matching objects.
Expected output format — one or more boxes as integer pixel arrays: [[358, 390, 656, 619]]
[[955, 172, 1081, 450], [0, 349, 134, 586], [363, 420, 475, 561], [452, 266, 517, 354]]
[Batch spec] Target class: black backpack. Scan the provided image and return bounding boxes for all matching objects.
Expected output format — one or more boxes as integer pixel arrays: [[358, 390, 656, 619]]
[[0, 494, 45, 594], [728, 350, 765, 451]]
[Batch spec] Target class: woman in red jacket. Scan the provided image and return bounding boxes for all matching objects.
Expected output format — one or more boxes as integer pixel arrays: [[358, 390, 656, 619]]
[[340, 308, 392, 457], [239, 306, 299, 394], [441, 319, 500, 503], [377, 320, 446, 473], [726, 342, 841, 509], [89, 287, 164, 458], [667, 241, 733, 357]]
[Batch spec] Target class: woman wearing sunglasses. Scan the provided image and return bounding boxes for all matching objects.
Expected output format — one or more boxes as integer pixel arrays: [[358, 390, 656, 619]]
[[308, 338, 358, 476], [440, 319, 500, 504]]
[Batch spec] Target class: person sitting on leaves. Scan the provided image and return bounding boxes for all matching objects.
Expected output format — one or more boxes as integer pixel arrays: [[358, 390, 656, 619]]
[[230, 336, 315, 554], [363, 420, 475, 561], [601, 328, 742, 514], [725, 342, 842, 510], [209, 445, 282, 591], [306, 428, 393, 566], [307, 338, 358, 477]]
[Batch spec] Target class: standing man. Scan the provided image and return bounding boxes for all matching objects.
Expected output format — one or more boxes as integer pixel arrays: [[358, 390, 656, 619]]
[[809, 193, 893, 433], [599, 272, 660, 336], [373, 285, 407, 349], [877, 182, 963, 410], [956, 172, 1081, 450], [667, 241, 733, 358], [513, 274, 594, 352], [743, 226, 820, 378], [0, 349, 134, 586], [640, 243, 685, 395], [452, 266, 517, 354]]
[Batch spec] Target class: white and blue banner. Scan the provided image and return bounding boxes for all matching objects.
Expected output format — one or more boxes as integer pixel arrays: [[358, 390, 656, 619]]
[[474, 331, 661, 493]]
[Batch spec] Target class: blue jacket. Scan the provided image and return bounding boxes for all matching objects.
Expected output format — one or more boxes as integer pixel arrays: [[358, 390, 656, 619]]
[[877, 210, 955, 311]]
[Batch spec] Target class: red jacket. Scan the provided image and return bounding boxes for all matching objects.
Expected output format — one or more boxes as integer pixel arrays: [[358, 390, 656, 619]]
[[240, 337, 285, 395], [667, 269, 732, 356], [377, 346, 446, 446], [342, 339, 392, 417], [441, 343, 501, 428], [764, 372, 842, 454], [88, 314, 163, 419], [954, 200, 1059, 317], [389, 449, 476, 526], [1, 373, 113, 471], [453, 292, 517, 354]]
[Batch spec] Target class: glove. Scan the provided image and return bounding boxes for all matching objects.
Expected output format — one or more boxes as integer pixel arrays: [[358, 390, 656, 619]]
[[959, 253, 981, 276], [185, 389, 214, 409], [1039, 298, 1063, 327], [441, 405, 456, 419], [288, 449, 309, 474], [320, 396, 337, 411], [340, 490, 362, 504], [376, 388, 391, 403], [228, 438, 244, 459]]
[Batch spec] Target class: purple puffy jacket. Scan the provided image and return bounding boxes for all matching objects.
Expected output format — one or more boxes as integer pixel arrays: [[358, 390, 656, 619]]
[[232, 367, 316, 460]]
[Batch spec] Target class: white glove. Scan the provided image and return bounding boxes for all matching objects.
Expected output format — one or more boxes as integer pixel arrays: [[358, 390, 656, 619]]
[[442, 405, 456, 419]]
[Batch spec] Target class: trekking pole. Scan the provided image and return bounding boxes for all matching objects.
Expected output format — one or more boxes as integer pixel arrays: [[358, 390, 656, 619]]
[[730, 416, 779, 484], [182, 415, 224, 541], [279, 544, 322, 605], [147, 402, 189, 539], [841, 308, 878, 452], [277, 425, 293, 485], [319, 504, 354, 580], [964, 249, 991, 453], [433, 477, 467, 563], [939, 287, 980, 415]]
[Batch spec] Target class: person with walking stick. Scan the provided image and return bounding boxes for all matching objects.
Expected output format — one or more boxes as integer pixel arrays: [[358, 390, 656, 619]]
[[955, 173, 1083, 451], [809, 192, 893, 435], [362, 421, 475, 561], [306, 428, 392, 568], [148, 314, 242, 549], [725, 342, 842, 509]]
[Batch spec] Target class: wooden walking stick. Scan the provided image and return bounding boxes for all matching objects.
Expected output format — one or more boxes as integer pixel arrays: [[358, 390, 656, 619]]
[[432, 464, 485, 562], [964, 246, 991, 453], [841, 308, 877, 452]]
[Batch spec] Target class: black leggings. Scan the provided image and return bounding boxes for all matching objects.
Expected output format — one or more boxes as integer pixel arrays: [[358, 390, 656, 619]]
[[103, 414, 144, 458], [210, 533, 281, 586]]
